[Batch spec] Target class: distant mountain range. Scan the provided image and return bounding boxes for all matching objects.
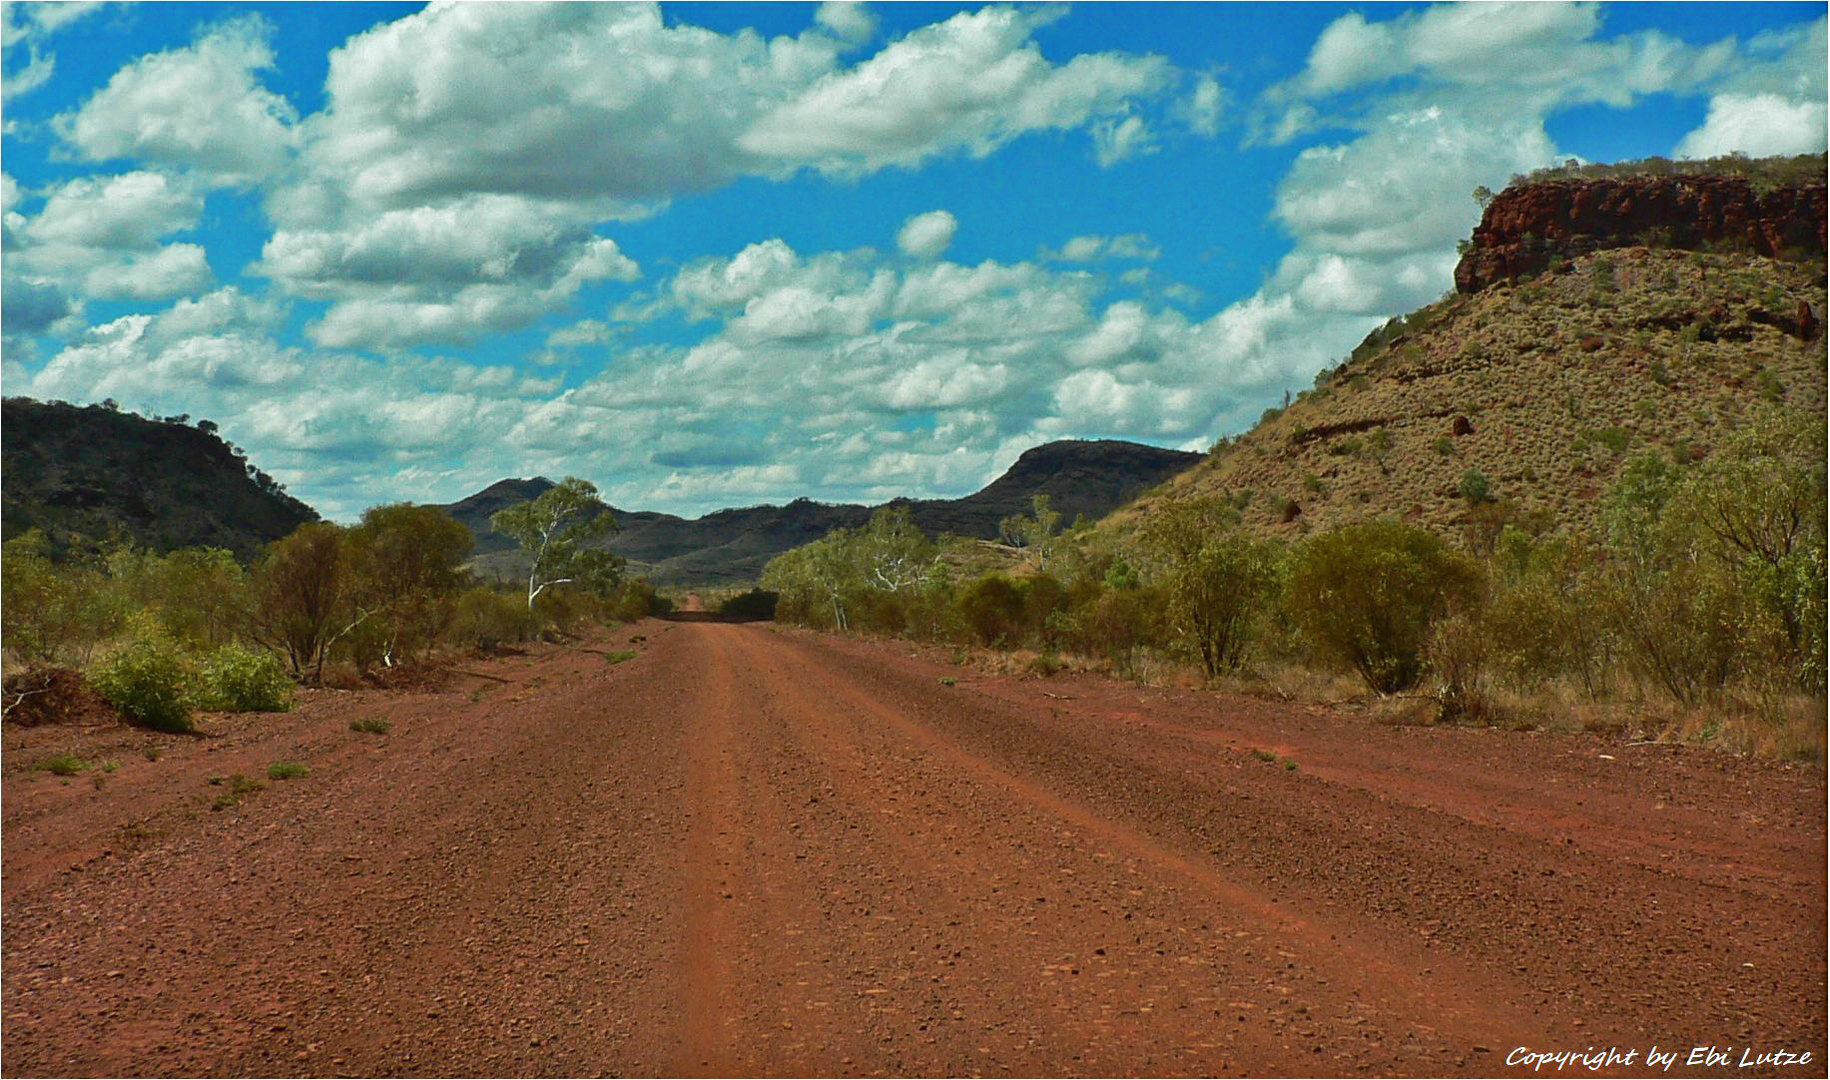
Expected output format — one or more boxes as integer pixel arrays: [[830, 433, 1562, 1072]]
[[0, 398, 1200, 584], [2, 398, 319, 559], [444, 440, 1204, 585]]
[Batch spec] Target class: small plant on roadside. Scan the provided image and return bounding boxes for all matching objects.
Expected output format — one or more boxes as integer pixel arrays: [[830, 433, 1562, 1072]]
[[37, 753, 87, 776], [211, 773, 264, 811], [143, 745, 165, 762], [100, 760, 119, 773], [938, 676, 957, 686], [350, 717, 392, 734], [605, 649, 638, 664], [1250, 748, 1277, 763], [1284, 759, 1299, 772], [266, 761, 310, 781], [195, 644, 293, 712], [89, 631, 195, 733]]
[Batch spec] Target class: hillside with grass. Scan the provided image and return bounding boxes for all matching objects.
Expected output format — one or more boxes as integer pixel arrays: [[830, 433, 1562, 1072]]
[[1123, 241, 1824, 545]]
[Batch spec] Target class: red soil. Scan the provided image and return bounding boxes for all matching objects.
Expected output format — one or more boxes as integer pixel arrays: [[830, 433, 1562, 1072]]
[[2, 621, 1822, 1076]]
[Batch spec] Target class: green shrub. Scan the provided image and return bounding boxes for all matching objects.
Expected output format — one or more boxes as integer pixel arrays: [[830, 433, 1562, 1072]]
[[611, 579, 674, 621], [196, 645, 294, 712], [211, 773, 264, 810], [1458, 469, 1493, 506], [1137, 498, 1283, 677], [452, 587, 541, 651], [1020, 574, 1069, 643], [956, 573, 1025, 646], [1285, 521, 1485, 693], [605, 649, 638, 664], [267, 761, 310, 780], [36, 754, 87, 776], [89, 634, 196, 733], [350, 717, 392, 734]]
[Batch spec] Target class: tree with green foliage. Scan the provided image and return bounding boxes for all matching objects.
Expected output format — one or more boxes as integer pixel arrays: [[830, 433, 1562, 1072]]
[[1599, 413, 1828, 699], [489, 478, 621, 609], [1136, 498, 1282, 678], [1, 530, 125, 663], [856, 507, 940, 592], [247, 523, 364, 683], [998, 494, 1062, 568], [1285, 520, 1484, 693], [346, 503, 474, 666]]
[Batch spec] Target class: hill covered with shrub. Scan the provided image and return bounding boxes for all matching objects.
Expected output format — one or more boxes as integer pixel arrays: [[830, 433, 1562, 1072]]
[[1123, 176, 1824, 544], [2, 398, 319, 560]]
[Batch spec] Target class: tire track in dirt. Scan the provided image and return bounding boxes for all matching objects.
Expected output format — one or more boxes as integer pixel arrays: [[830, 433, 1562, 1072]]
[[675, 627, 743, 1076], [735, 627, 1575, 1072], [722, 626, 1311, 1075], [765, 626, 1826, 1069]]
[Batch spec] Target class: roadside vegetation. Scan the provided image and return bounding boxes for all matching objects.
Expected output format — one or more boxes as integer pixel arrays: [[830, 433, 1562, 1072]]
[[1, 476, 670, 728], [764, 408, 1826, 760]]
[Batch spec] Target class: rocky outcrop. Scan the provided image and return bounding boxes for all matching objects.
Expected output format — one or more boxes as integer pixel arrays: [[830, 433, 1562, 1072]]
[[1455, 174, 1826, 293]]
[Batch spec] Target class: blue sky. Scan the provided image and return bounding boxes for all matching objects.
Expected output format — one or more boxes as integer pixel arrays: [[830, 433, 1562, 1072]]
[[3, 2, 1824, 519]]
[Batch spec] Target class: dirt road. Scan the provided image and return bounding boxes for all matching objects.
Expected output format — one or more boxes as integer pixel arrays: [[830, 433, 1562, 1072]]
[[3, 620, 1824, 1076]]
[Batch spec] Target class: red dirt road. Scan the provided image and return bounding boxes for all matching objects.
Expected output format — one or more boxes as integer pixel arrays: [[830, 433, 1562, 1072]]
[[4, 620, 1824, 1077]]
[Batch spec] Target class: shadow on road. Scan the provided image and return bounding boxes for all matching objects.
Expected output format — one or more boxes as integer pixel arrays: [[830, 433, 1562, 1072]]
[[659, 611, 773, 624]]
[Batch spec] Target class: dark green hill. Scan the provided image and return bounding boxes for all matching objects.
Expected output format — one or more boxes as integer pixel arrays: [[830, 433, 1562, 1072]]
[[2, 398, 319, 559]]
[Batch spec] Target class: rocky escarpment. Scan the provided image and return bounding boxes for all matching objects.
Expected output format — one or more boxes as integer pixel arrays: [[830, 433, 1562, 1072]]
[[1455, 173, 1826, 293]]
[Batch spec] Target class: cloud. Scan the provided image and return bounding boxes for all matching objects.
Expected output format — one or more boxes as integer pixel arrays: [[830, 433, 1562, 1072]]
[[55, 16, 297, 184], [896, 209, 957, 258], [2, 44, 53, 99], [1255, 2, 1746, 145], [256, 193, 640, 346], [7, 170, 214, 301], [814, 1, 876, 47], [1, 272, 81, 337], [2, 0, 105, 101], [1676, 93, 1829, 159], [1046, 233, 1161, 262], [239, 3, 1171, 350], [80, 243, 212, 300], [1675, 20, 1829, 159], [738, 7, 1172, 175], [1179, 74, 1225, 136], [545, 318, 613, 349], [1091, 113, 1157, 166]]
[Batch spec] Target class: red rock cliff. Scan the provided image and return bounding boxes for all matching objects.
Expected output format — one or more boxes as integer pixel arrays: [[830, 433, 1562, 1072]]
[[1454, 174, 1826, 293]]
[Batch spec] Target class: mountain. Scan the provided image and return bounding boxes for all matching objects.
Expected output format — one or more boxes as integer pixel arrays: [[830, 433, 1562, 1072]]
[[448, 439, 1203, 585], [2, 398, 320, 559], [1120, 160, 1826, 542]]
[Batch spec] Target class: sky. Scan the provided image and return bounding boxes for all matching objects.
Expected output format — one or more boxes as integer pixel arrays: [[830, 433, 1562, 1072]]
[[2, 1, 1825, 520]]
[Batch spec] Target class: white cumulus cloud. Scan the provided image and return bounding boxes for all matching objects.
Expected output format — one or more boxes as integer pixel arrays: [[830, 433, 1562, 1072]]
[[896, 209, 957, 259], [55, 16, 298, 184]]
